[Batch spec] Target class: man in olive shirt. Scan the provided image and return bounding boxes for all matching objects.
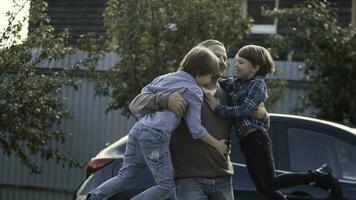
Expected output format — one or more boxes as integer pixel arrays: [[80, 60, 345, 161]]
[[129, 40, 268, 200]]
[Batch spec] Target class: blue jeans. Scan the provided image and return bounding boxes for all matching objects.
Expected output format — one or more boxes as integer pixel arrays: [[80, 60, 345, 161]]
[[88, 123, 176, 200], [176, 177, 234, 200]]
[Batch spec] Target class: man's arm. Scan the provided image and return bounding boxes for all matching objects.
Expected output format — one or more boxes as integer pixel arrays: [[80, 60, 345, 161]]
[[129, 92, 169, 114], [129, 88, 188, 117], [251, 104, 270, 128]]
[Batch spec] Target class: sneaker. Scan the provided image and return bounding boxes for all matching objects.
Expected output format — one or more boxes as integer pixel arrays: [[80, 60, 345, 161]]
[[76, 195, 87, 200], [310, 164, 342, 198]]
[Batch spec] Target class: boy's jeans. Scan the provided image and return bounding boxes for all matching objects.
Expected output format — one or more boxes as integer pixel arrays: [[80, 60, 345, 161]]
[[88, 123, 176, 200], [176, 177, 234, 200]]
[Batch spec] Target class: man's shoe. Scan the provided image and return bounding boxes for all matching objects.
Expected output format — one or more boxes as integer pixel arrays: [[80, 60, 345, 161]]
[[310, 164, 342, 198]]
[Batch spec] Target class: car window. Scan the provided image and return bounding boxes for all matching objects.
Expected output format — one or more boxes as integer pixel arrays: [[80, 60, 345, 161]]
[[333, 140, 356, 181], [287, 128, 356, 180]]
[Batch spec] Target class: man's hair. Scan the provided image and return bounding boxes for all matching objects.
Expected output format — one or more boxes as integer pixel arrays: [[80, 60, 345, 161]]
[[237, 44, 275, 76], [180, 46, 219, 77], [197, 39, 224, 48]]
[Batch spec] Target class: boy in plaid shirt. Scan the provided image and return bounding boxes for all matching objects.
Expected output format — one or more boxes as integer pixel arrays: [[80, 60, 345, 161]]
[[206, 44, 342, 199]]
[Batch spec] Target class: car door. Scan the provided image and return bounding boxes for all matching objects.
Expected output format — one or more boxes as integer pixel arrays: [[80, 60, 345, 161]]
[[274, 120, 356, 200]]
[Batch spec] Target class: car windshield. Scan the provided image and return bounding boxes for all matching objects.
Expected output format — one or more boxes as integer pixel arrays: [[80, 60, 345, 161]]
[[94, 136, 128, 159]]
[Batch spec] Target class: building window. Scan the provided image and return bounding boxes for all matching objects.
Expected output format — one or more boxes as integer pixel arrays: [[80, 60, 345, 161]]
[[352, 0, 356, 27], [242, 0, 279, 34]]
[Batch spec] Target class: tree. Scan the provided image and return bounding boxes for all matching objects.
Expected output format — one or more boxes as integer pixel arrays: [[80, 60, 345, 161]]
[[0, 0, 86, 173], [263, 0, 356, 124], [98, 0, 252, 113]]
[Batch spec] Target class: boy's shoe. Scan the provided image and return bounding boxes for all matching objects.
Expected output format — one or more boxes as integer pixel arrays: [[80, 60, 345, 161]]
[[309, 164, 342, 198], [76, 195, 87, 200]]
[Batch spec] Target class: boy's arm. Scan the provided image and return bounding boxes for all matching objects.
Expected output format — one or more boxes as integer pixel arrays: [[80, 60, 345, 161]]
[[206, 93, 270, 126], [211, 80, 267, 118], [200, 134, 228, 157], [182, 89, 227, 155], [218, 78, 234, 92], [129, 88, 188, 117]]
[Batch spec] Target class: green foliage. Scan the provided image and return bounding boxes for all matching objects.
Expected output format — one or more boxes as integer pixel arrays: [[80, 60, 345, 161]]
[[0, 0, 83, 173], [263, 0, 356, 124], [266, 78, 287, 111], [101, 0, 251, 113]]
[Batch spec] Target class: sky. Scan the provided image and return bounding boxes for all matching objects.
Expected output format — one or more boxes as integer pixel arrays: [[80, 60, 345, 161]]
[[0, 0, 30, 44]]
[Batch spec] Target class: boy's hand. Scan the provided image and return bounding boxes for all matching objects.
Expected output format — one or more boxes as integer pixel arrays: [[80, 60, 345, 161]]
[[251, 103, 267, 120], [216, 139, 228, 157], [168, 87, 188, 117], [205, 93, 220, 111]]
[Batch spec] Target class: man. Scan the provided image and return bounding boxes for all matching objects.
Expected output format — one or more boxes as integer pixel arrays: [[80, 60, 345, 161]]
[[129, 39, 268, 200]]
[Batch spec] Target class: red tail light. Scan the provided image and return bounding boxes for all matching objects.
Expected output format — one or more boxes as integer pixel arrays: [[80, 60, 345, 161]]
[[86, 158, 113, 178]]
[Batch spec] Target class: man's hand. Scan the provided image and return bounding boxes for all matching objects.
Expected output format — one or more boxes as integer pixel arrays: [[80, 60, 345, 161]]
[[251, 103, 267, 120], [168, 87, 188, 117], [205, 93, 220, 111]]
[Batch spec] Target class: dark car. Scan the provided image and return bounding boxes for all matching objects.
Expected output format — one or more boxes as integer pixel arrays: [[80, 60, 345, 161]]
[[74, 114, 356, 200]]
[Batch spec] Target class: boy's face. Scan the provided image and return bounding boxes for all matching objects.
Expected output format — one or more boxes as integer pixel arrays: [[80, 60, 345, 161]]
[[235, 56, 259, 80], [207, 45, 227, 77], [195, 74, 213, 88]]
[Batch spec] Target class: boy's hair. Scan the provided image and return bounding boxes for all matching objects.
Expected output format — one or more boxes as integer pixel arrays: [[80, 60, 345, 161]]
[[180, 46, 219, 77], [197, 39, 224, 48], [237, 45, 275, 76]]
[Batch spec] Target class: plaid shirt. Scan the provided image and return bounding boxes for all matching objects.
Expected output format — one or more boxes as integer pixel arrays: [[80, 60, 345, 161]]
[[215, 75, 268, 137], [139, 70, 208, 139]]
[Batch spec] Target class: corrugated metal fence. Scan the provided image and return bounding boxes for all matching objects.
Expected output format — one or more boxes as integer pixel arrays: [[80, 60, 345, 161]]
[[1, 51, 313, 200]]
